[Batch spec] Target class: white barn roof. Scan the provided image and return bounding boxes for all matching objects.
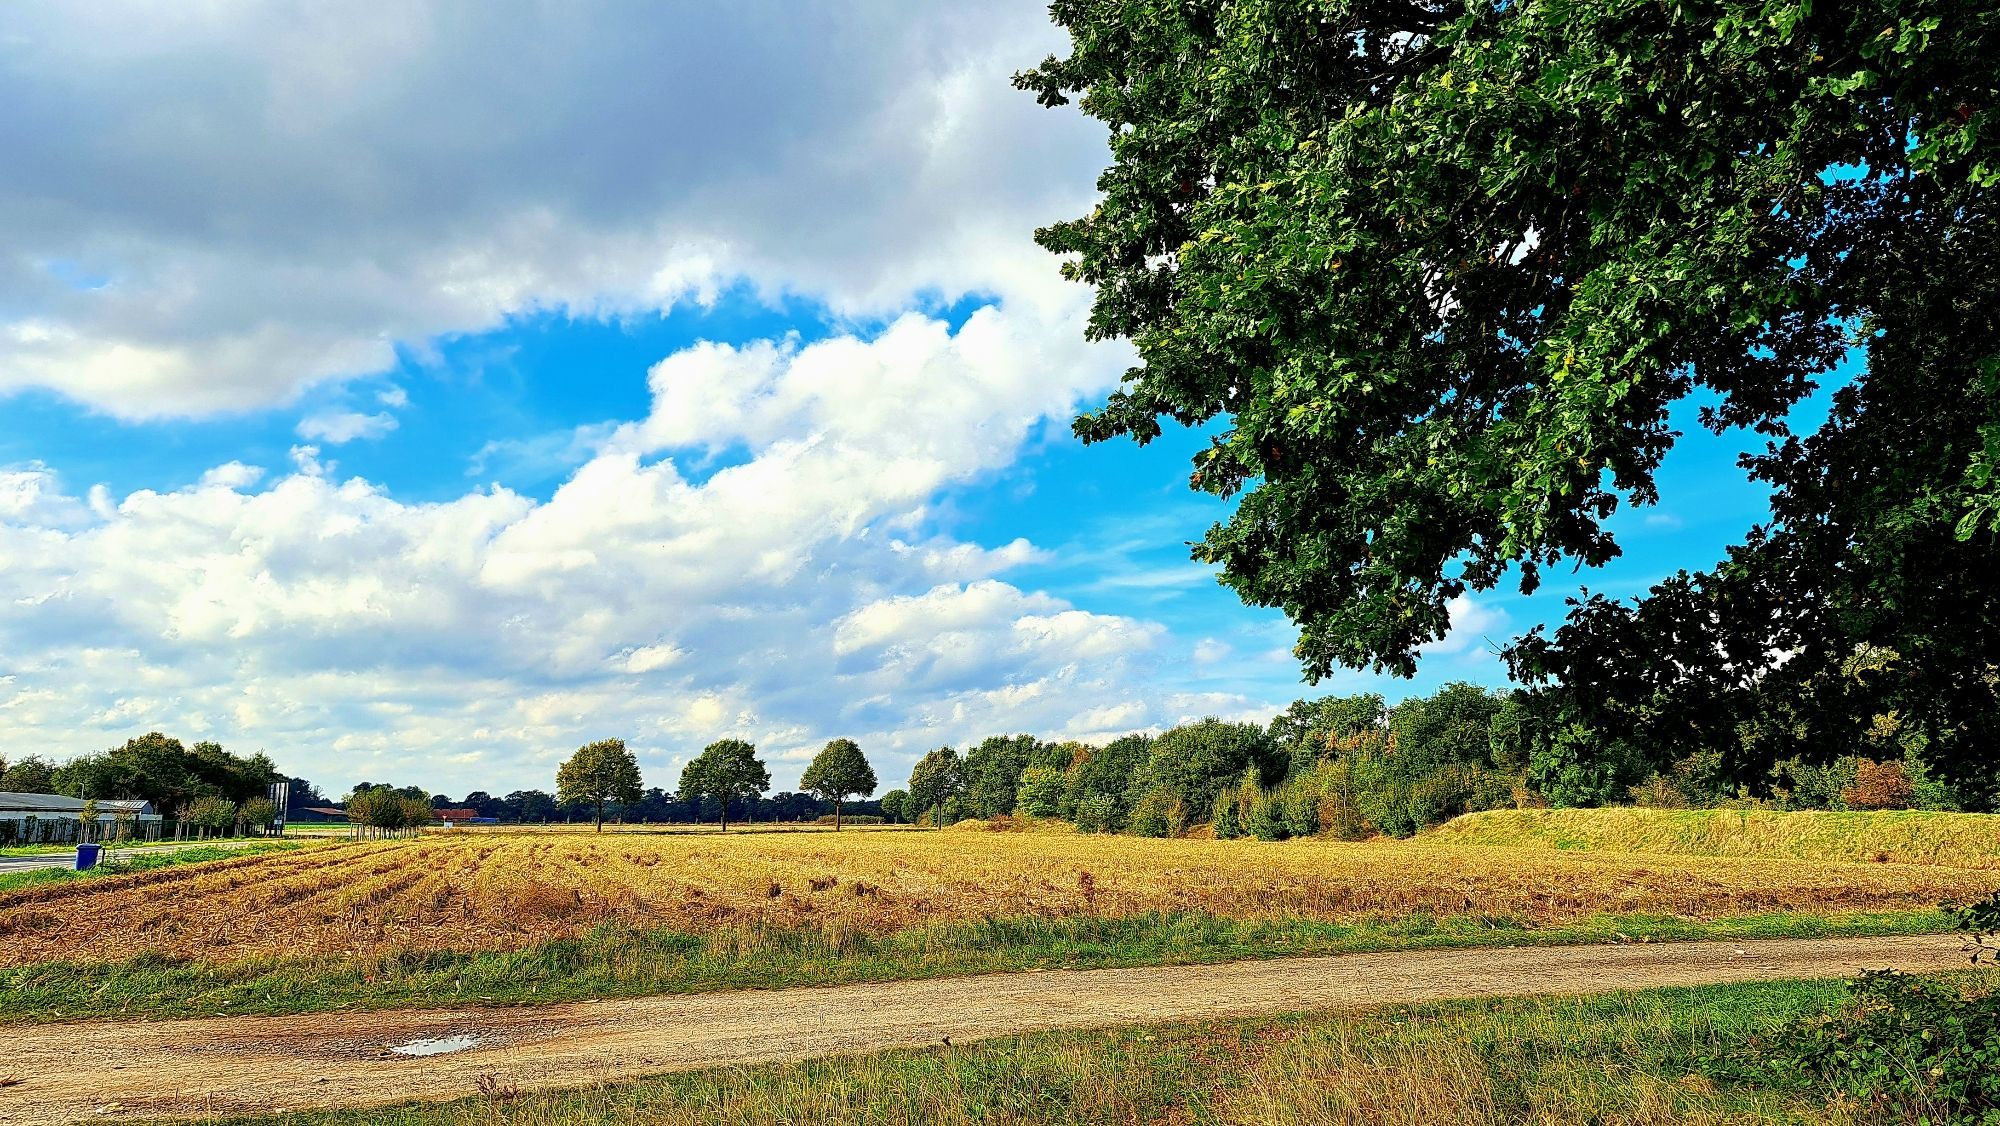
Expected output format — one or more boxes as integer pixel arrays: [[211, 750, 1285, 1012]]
[[0, 792, 156, 816]]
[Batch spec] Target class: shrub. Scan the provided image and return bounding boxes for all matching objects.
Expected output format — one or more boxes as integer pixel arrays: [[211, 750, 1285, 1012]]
[[1279, 786, 1320, 838], [1733, 891, 2000, 1125], [1246, 796, 1288, 841], [1072, 792, 1119, 833], [1774, 756, 1858, 810], [1126, 788, 1185, 838], [1211, 790, 1240, 840], [1842, 758, 1916, 810]]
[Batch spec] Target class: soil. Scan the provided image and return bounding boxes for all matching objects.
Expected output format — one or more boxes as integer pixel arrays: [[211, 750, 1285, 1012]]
[[0, 933, 1968, 1125]]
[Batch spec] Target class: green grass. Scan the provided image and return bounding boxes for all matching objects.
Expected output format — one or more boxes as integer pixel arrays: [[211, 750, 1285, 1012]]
[[0, 842, 305, 894], [141, 973, 1997, 1126], [1433, 807, 2000, 868], [0, 905, 1949, 1025]]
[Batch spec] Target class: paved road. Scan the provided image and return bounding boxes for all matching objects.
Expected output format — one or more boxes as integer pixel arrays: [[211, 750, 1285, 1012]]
[[0, 838, 280, 876], [0, 933, 1972, 1126]]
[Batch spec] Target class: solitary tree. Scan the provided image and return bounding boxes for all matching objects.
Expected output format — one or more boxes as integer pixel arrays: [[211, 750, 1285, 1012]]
[[1023, 2, 2000, 804], [556, 738, 644, 833], [677, 739, 770, 832], [799, 738, 878, 830]]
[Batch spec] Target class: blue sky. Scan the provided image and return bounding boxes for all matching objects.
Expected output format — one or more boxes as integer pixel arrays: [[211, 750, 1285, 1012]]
[[0, 3, 1810, 798]]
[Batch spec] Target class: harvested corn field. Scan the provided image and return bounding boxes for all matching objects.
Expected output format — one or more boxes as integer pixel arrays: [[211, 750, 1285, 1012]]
[[0, 829, 1983, 969]]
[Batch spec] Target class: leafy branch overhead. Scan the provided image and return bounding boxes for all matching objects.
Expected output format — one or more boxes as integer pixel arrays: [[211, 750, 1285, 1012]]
[[1022, 0, 2000, 798]]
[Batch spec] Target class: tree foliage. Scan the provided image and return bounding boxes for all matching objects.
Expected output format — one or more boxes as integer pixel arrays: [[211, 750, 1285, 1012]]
[[799, 738, 877, 830], [556, 738, 644, 832], [677, 739, 770, 831], [1023, 0, 2000, 801], [905, 746, 967, 821], [53, 733, 276, 817], [0, 755, 56, 794], [1139, 718, 1285, 824], [964, 734, 1046, 817]]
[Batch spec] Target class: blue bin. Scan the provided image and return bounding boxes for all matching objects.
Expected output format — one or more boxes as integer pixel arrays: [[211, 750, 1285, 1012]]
[[75, 843, 100, 871]]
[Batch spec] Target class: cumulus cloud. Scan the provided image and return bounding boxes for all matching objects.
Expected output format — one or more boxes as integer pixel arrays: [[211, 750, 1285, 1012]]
[[0, 306, 1269, 792], [0, 4, 1306, 794], [0, 2, 1107, 417]]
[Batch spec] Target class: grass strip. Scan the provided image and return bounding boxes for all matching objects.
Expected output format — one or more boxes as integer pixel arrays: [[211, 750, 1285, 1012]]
[[0, 905, 1949, 1025], [0, 842, 305, 894], [137, 973, 1998, 1126]]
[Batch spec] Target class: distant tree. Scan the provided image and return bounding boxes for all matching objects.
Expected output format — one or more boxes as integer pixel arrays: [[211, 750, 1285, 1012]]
[[557, 738, 644, 832], [1390, 684, 1509, 772], [1140, 719, 1286, 825], [1017, 767, 1067, 818], [0, 755, 56, 794], [799, 739, 877, 831], [878, 789, 910, 824], [1063, 734, 1152, 830], [678, 740, 770, 832], [964, 734, 1044, 817], [905, 746, 966, 822], [184, 795, 238, 837], [504, 789, 558, 822], [1269, 695, 1387, 776], [239, 797, 279, 836], [282, 776, 328, 811]]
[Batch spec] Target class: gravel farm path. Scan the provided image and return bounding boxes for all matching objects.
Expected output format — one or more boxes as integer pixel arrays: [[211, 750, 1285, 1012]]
[[0, 933, 1970, 1125]]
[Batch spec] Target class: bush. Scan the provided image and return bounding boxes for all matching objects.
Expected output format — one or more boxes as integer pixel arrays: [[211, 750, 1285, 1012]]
[[1733, 891, 2000, 1125], [1126, 788, 1185, 838], [1072, 792, 1119, 833], [1246, 796, 1288, 841], [1774, 756, 1858, 810], [813, 814, 883, 826], [1211, 790, 1240, 840], [1280, 786, 1321, 838], [1842, 758, 1916, 810]]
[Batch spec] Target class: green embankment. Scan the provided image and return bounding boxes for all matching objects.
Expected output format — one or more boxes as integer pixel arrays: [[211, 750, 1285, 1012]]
[[1432, 807, 2000, 868], [141, 973, 2000, 1126]]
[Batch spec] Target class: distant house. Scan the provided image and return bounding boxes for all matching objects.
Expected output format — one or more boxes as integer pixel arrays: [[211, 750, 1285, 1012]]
[[432, 808, 488, 826], [288, 806, 350, 824]]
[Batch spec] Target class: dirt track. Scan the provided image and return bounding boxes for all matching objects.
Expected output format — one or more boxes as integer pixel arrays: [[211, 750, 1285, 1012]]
[[0, 934, 1969, 1125]]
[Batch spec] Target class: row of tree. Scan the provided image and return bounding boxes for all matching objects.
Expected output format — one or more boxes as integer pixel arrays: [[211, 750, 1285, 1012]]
[[550, 736, 879, 832]]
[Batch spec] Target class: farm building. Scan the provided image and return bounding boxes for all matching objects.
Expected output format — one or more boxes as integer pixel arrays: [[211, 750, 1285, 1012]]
[[288, 805, 350, 824], [0, 792, 161, 844]]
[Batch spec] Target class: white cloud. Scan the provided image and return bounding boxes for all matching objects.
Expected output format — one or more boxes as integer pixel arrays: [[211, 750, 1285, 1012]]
[[0, 307, 1273, 794], [1418, 595, 1510, 660], [297, 410, 398, 444], [0, 4, 1321, 796], [0, 2, 1107, 417]]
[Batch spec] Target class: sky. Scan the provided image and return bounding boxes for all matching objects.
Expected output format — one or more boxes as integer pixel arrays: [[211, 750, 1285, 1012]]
[[0, 2, 1803, 799]]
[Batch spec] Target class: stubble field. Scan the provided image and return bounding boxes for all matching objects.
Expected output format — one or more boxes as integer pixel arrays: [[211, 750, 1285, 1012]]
[[0, 824, 1983, 970]]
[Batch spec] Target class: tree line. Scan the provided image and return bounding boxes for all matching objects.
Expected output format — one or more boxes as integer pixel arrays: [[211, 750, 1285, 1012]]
[[2, 733, 282, 835], [887, 682, 1975, 840]]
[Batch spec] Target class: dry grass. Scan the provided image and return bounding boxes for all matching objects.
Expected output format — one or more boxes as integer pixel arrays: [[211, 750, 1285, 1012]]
[[0, 828, 1979, 969], [1433, 807, 2000, 868]]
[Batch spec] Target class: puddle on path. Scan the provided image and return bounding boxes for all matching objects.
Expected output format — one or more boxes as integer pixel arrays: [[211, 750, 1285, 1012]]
[[387, 1035, 482, 1057]]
